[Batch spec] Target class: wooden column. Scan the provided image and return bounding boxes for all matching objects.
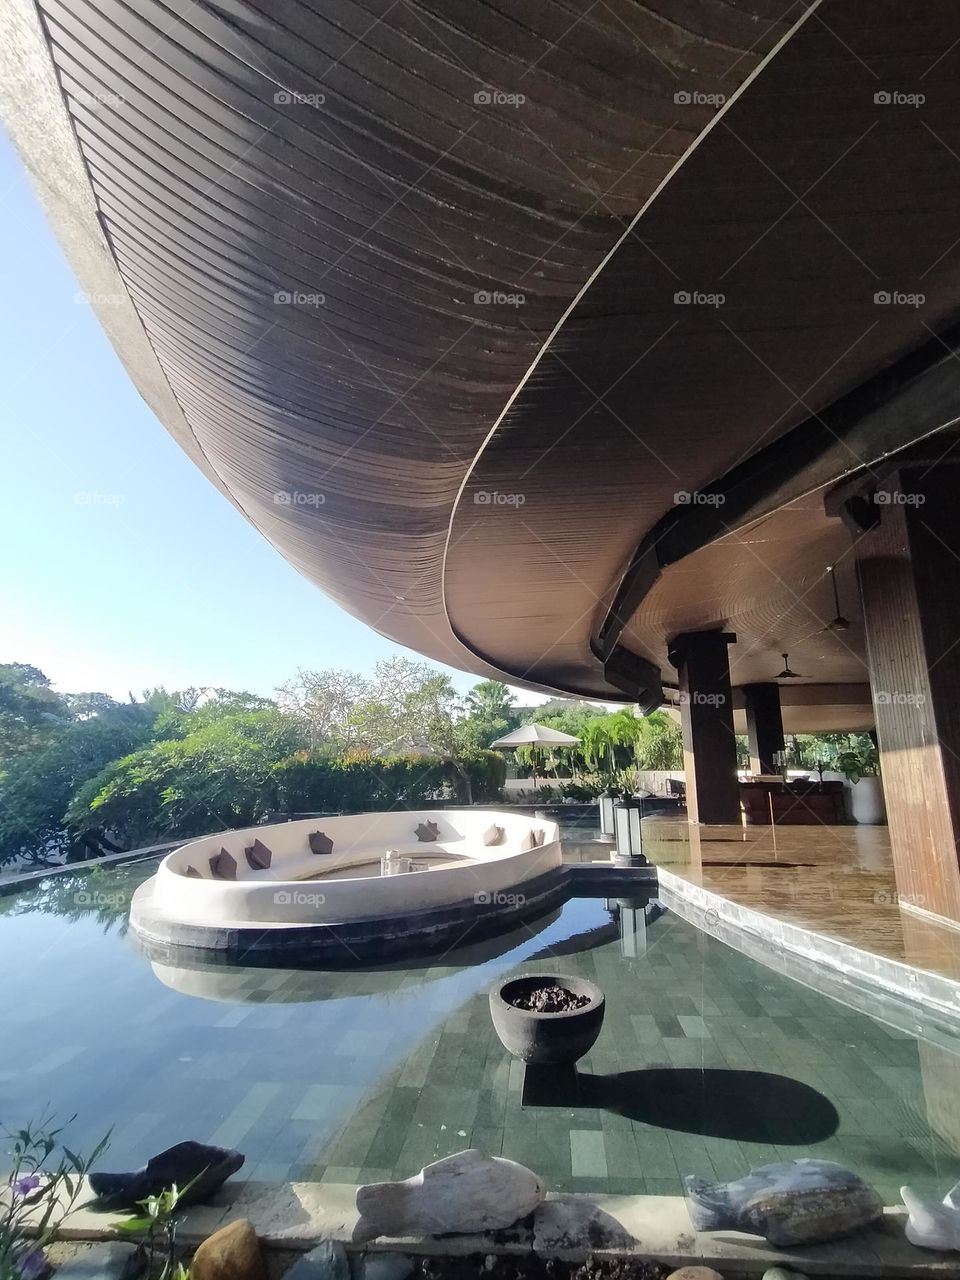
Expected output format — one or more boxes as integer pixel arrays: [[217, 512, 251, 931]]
[[744, 682, 785, 775], [669, 630, 740, 825], [851, 465, 960, 924]]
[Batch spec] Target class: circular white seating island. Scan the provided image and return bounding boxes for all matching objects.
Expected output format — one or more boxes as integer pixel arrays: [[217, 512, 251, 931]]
[[129, 809, 565, 962]]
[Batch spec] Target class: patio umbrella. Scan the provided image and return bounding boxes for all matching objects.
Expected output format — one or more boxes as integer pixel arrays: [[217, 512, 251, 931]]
[[490, 723, 581, 788]]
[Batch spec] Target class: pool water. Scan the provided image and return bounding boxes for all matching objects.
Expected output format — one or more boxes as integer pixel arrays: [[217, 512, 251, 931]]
[[2, 854, 960, 1201]]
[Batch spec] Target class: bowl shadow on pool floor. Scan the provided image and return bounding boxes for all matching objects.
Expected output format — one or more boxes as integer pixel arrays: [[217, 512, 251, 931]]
[[521, 1066, 839, 1144]]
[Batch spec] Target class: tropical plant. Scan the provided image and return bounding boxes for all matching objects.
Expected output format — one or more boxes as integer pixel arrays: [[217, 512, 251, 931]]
[[460, 680, 519, 747], [115, 1181, 195, 1280], [835, 740, 879, 784], [0, 1116, 110, 1280]]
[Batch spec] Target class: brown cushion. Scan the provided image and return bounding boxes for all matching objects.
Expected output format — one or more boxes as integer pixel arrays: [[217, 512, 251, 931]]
[[532, 828, 546, 848], [309, 830, 334, 855], [482, 824, 505, 847], [415, 820, 440, 842], [520, 830, 537, 852], [184, 865, 201, 878], [245, 838, 272, 870], [209, 848, 237, 880]]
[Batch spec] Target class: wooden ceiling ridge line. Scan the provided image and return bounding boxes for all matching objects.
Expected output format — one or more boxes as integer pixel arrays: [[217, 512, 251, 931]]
[[436, 0, 825, 703], [592, 311, 960, 675]]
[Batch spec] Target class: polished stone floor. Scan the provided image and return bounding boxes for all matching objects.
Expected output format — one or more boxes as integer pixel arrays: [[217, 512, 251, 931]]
[[642, 818, 960, 982], [3, 855, 960, 1202]]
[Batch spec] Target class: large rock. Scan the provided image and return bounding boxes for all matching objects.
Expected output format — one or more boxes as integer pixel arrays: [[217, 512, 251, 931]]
[[285, 1241, 350, 1280], [190, 1222, 265, 1280], [354, 1149, 543, 1242], [762, 1270, 810, 1280], [90, 1142, 244, 1209], [684, 1158, 882, 1247], [56, 1244, 144, 1280]]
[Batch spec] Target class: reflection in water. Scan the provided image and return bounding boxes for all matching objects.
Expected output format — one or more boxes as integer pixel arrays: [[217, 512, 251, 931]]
[[147, 907, 563, 1004], [2, 851, 960, 1199]]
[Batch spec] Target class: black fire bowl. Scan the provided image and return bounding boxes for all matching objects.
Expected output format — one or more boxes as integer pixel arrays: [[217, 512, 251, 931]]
[[489, 973, 605, 1067]]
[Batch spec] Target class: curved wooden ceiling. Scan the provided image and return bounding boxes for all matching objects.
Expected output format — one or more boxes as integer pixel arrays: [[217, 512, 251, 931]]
[[7, 0, 960, 701]]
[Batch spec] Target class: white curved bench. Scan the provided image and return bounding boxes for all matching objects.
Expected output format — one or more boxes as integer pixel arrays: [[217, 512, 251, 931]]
[[135, 809, 563, 932]]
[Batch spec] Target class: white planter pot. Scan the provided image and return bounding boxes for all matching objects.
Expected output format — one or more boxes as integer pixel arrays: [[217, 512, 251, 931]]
[[850, 775, 886, 824]]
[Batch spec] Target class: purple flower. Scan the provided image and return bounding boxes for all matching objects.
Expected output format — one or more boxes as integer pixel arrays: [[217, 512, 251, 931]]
[[12, 1174, 40, 1197], [18, 1250, 47, 1280]]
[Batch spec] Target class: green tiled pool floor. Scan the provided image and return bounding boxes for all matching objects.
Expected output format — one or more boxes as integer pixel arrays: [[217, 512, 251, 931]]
[[2, 858, 960, 1202]]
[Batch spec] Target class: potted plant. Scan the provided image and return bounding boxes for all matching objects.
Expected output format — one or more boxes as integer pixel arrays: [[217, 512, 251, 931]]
[[836, 741, 886, 824]]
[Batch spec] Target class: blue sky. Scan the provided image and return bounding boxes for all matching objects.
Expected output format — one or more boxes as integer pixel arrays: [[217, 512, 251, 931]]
[[0, 130, 542, 706]]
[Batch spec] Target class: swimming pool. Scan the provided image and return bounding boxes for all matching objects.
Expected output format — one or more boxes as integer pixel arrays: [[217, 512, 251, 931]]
[[3, 851, 960, 1203]]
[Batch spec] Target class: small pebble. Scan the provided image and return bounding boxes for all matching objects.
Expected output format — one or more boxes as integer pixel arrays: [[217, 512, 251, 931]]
[[285, 1241, 350, 1280], [356, 1254, 413, 1280]]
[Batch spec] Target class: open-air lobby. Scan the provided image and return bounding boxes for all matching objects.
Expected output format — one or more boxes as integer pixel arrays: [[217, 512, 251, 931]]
[[8, 0, 960, 1274]]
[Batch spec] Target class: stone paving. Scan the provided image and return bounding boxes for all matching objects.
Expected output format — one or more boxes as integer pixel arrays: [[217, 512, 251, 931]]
[[2, 856, 960, 1204]]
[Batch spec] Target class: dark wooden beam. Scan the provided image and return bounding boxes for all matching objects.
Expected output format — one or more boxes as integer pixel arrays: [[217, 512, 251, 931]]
[[668, 630, 740, 825], [744, 683, 785, 776], [849, 464, 960, 924]]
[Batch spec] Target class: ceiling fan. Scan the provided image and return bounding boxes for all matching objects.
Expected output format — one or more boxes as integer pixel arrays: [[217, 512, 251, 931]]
[[775, 652, 802, 679], [821, 564, 852, 633]]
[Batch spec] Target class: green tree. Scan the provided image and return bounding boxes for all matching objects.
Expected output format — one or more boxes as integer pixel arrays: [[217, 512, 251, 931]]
[[461, 680, 519, 748], [0, 663, 71, 758], [0, 701, 156, 864], [68, 709, 305, 846]]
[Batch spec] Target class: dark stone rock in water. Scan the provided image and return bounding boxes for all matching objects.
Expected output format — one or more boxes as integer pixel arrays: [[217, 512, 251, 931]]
[[285, 1242, 349, 1280], [684, 1158, 882, 1246], [510, 985, 589, 1013], [89, 1141, 244, 1209], [352, 1255, 413, 1280], [55, 1244, 144, 1280]]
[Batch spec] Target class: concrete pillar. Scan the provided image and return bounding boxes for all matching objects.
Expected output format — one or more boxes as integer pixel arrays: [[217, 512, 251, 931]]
[[668, 629, 740, 825], [744, 682, 785, 775]]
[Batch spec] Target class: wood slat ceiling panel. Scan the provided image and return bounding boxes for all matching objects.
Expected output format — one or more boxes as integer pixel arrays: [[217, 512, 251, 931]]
[[32, 0, 787, 691]]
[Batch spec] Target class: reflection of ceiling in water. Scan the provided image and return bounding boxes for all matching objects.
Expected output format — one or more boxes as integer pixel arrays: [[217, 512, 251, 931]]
[[146, 905, 565, 1004]]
